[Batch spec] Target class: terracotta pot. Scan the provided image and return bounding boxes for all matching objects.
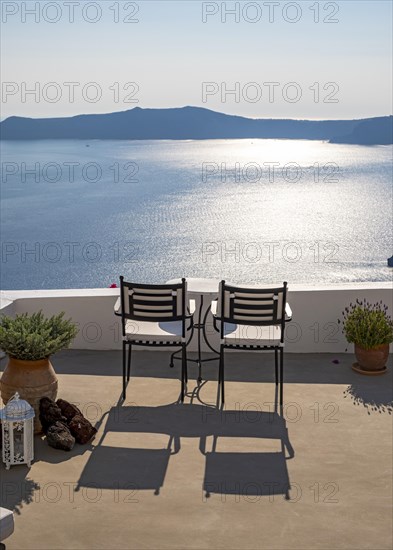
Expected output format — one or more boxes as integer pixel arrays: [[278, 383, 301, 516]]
[[354, 344, 389, 372], [0, 357, 58, 433]]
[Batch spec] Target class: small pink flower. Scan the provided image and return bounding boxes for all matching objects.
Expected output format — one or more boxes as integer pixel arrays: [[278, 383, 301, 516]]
[[109, 283, 117, 288]]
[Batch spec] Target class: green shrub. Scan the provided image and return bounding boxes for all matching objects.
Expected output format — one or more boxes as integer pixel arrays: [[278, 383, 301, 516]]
[[0, 311, 78, 360], [339, 300, 393, 350]]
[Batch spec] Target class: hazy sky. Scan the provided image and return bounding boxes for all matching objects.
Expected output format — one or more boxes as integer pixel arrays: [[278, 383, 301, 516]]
[[1, 0, 392, 120]]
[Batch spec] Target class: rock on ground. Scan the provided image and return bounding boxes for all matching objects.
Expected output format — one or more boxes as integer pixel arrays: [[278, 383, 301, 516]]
[[46, 422, 75, 451], [68, 414, 97, 444], [56, 399, 82, 421], [39, 397, 67, 434]]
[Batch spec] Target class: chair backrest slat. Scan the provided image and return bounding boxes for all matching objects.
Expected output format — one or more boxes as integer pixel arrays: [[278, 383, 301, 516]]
[[120, 278, 186, 323], [218, 281, 287, 328]]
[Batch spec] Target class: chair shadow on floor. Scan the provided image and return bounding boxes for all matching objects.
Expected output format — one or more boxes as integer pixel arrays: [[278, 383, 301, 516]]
[[202, 448, 290, 500], [76, 391, 295, 500]]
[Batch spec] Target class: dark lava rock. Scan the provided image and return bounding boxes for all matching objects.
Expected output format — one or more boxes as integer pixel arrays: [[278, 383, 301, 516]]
[[40, 396, 96, 448], [46, 422, 75, 451], [56, 399, 82, 421], [68, 414, 97, 444], [39, 397, 67, 434]]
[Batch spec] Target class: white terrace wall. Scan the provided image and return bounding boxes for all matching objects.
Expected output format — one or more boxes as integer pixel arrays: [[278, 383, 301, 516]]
[[1, 283, 392, 354]]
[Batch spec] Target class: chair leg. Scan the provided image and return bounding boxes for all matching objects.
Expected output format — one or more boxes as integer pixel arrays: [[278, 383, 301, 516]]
[[127, 343, 132, 381], [184, 345, 188, 384], [220, 345, 225, 405], [181, 344, 186, 403], [122, 340, 127, 400], [279, 347, 284, 408], [275, 349, 278, 386]]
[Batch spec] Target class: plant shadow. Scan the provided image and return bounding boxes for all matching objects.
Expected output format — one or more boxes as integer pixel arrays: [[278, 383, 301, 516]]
[[343, 359, 392, 414], [0, 463, 39, 515]]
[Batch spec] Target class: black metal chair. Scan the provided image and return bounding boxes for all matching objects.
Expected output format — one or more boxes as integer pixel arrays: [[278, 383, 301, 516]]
[[212, 281, 292, 407], [115, 277, 194, 402]]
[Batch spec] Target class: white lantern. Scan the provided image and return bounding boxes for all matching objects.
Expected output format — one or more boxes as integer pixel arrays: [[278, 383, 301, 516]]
[[0, 393, 34, 469]]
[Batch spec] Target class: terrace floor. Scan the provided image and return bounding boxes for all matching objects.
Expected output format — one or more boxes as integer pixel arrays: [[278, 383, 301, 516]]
[[1, 350, 392, 550]]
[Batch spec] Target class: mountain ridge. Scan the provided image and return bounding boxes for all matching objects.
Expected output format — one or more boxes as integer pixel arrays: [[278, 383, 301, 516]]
[[1, 106, 391, 144]]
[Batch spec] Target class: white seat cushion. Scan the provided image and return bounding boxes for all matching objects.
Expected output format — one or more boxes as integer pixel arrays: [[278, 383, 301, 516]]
[[125, 319, 184, 343], [0, 507, 14, 541], [223, 323, 282, 346], [188, 299, 196, 316]]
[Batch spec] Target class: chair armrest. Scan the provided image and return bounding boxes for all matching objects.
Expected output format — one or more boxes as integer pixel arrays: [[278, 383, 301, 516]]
[[114, 297, 121, 316]]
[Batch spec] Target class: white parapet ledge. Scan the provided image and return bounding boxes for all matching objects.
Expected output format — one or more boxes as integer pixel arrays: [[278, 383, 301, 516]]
[[1, 288, 119, 301], [1, 281, 392, 303], [1, 283, 392, 353]]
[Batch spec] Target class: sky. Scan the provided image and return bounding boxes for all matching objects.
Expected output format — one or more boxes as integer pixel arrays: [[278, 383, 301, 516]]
[[0, 0, 392, 120]]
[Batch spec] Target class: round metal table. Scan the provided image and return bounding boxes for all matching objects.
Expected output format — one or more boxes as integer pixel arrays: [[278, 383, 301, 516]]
[[167, 278, 221, 381]]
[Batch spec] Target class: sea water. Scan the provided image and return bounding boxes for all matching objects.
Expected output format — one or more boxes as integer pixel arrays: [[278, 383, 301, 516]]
[[1, 139, 392, 289]]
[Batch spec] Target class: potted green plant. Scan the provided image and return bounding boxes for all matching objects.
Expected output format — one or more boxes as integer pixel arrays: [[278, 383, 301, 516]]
[[340, 300, 393, 375], [0, 311, 78, 432]]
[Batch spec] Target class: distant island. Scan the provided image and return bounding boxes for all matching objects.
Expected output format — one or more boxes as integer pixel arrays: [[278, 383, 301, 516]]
[[1, 107, 392, 145], [329, 116, 393, 145]]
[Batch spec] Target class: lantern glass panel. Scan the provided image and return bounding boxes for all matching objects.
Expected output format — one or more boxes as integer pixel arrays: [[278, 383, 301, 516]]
[[13, 422, 24, 460]]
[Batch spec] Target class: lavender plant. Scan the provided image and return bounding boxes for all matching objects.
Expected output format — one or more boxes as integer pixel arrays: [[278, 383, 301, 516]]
[[339, 300, 393, 350]]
